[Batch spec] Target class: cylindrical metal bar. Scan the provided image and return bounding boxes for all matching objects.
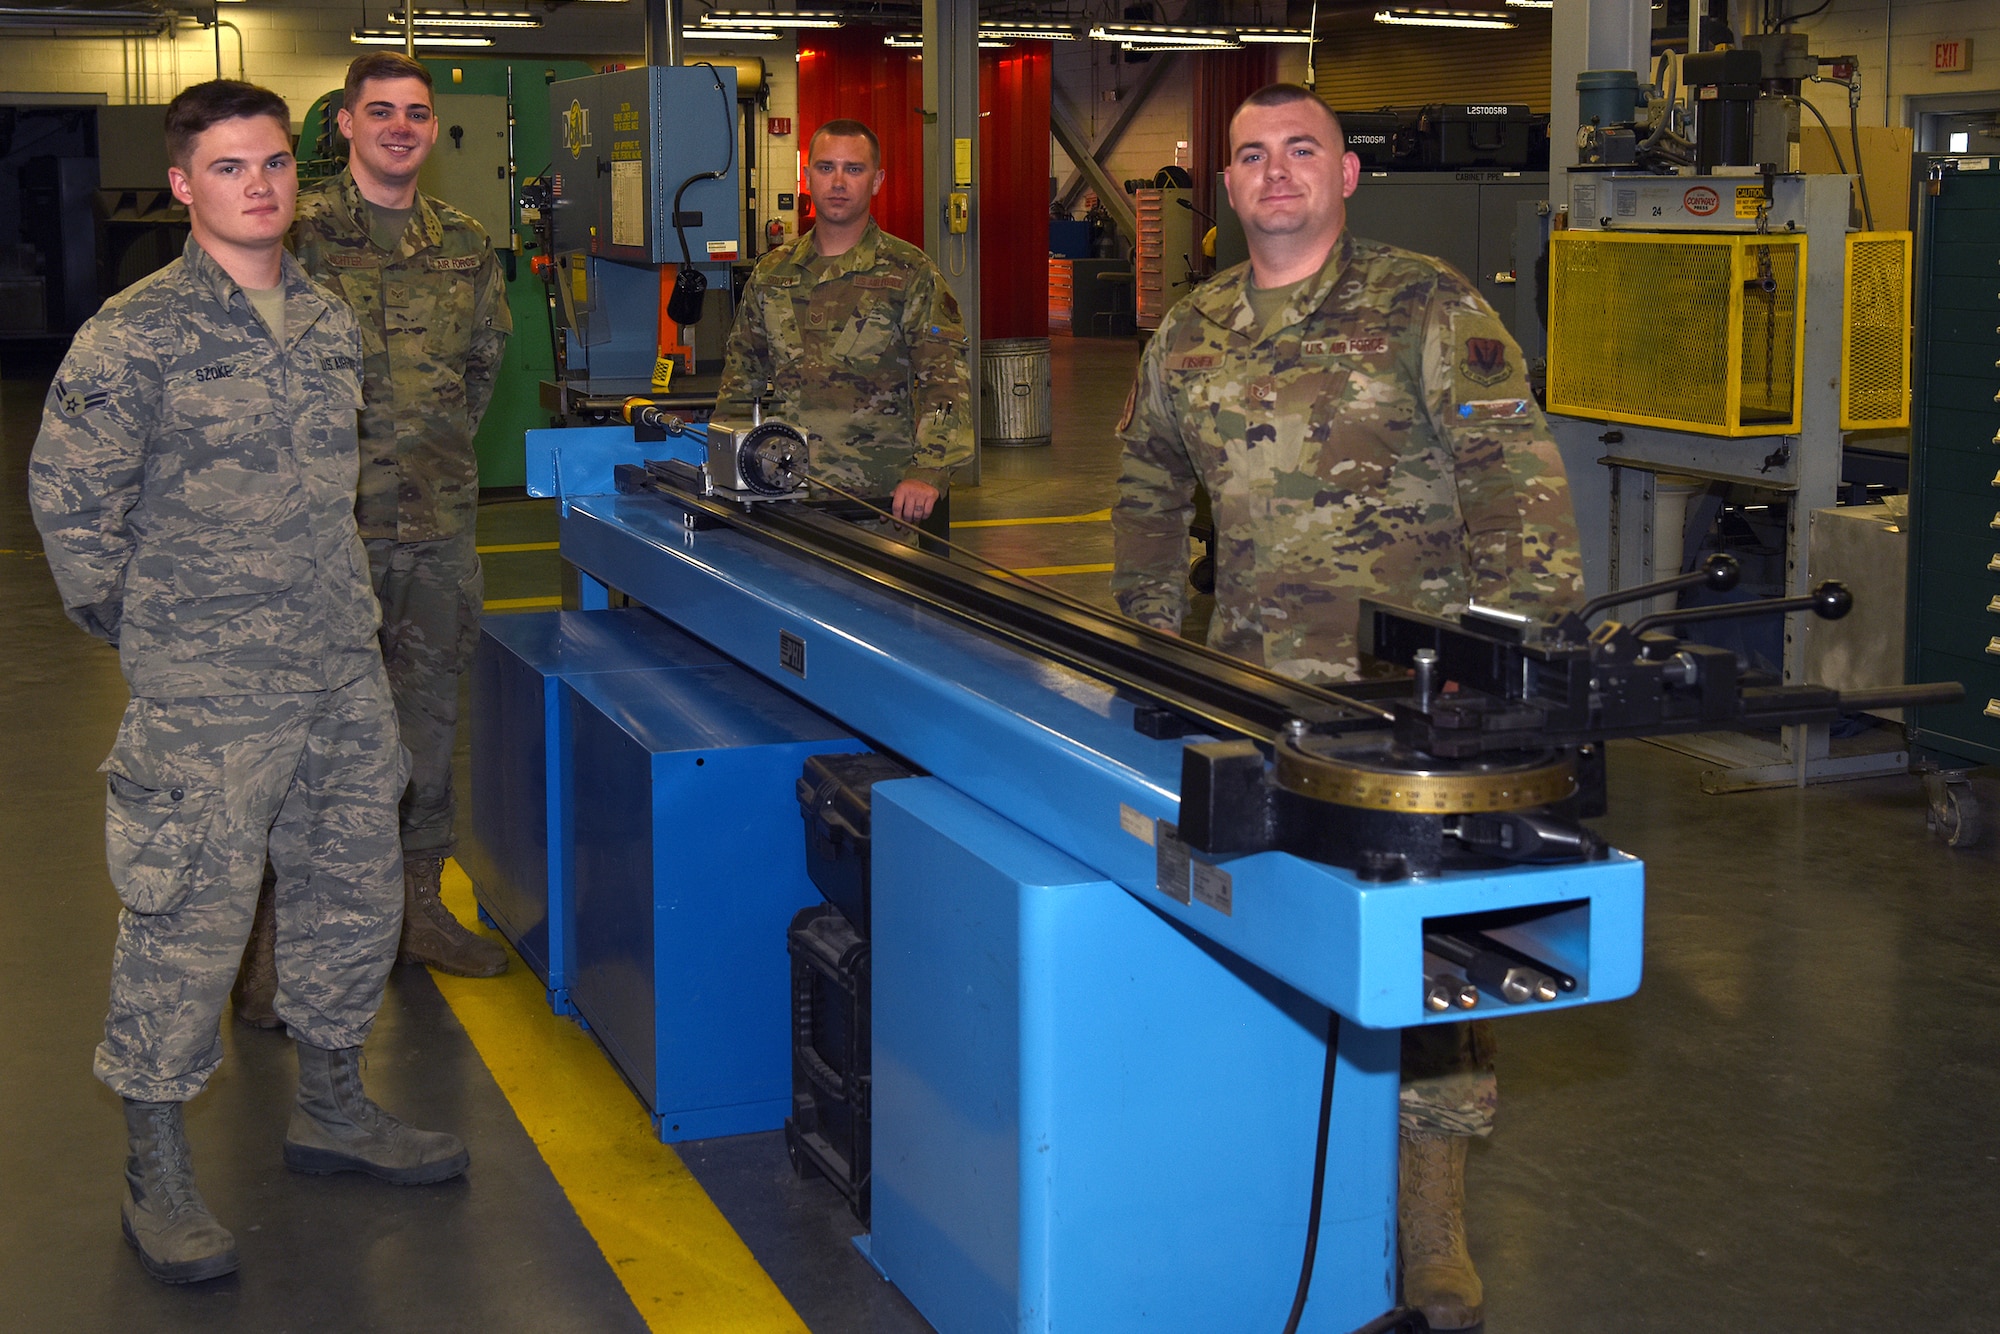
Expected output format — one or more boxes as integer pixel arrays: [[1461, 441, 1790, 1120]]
[[643, 0, 678, 68]]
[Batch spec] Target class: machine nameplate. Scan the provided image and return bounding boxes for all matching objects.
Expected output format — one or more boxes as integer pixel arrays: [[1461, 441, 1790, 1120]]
[[779, 629, 806, 678], [611, 160, 643, 247], [1191, 862, 1233, 916], [1119, 803, 1155, 844], [1154, 821, 1192, 903]]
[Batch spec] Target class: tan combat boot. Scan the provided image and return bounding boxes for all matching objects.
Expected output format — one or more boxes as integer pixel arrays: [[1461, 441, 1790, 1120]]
[[230, 880, 281, 1028], [398, 854, 507, 977], [1399, 1128, 1484, 1330], [120, 1099, 238, 1284]]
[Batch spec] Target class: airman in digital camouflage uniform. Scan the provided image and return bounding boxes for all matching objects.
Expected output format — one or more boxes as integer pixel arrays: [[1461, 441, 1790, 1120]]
[[718, 118, 971, 528], [242, 52, 512, 1004], [1112, 85, 1583, 1332], [29, 80, 469, 1287]]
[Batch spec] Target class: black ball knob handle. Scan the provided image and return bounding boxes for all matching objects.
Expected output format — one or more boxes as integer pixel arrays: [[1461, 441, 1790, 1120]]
[[1812, 581, 1853, 620], [1702, 553, 1740, 593]]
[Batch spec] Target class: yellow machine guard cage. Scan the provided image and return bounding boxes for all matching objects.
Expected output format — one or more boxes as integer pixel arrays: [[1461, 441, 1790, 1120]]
[[1548, 230, 1808, 437], [1841, 231, 1913, 430]]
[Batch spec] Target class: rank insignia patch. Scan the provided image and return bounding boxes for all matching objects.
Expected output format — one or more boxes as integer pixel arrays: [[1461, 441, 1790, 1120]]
[[1462, 337, 1510, 386], [53, 379, 110, 419]]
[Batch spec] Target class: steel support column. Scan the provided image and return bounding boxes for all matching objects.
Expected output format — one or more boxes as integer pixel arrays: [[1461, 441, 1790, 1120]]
[[923, 0, 981, 482], [643, 0, 678, 68], [1052, 55, 1178, 220]]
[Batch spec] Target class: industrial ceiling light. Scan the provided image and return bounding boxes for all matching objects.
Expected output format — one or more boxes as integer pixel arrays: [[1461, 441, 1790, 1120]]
[[700, 9, 843, 28], [1372, 8, 1517, 27], [1503, 0, 1553, 8], [978, 22, 1079, 41], [1122, 39, 1241, 52], [1088, 23, 1238, 48], [881, 32, 1012, 49], [686, 26, 782, 39], [1236, 27, 1315, 43], [351, 27, 497, 46], [387, 9, 543, 27]]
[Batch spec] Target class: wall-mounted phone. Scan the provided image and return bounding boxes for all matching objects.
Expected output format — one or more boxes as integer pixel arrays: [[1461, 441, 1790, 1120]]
[[948, 192, 969, 233]]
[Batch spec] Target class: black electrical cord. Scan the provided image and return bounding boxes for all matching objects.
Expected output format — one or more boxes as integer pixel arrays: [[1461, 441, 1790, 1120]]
[[1280, 1009, 1341, 1334], [1849, 112, 1876, 230], [1775, 0, 1834, 24], [667, 63, 737, 327], [671, 62, 736, 269], [1794, 96, 1849, 174]]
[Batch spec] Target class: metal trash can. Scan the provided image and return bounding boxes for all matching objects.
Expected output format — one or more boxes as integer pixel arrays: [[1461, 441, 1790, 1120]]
[[979, 336, 1052, 447]]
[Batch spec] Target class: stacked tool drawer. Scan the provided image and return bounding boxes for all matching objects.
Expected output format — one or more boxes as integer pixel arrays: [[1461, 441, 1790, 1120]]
[[1909, 159, 2000, 765]]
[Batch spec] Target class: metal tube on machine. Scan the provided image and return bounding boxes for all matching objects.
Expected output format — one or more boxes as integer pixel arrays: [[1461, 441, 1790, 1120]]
[[1425, 932, 1559, 1004]]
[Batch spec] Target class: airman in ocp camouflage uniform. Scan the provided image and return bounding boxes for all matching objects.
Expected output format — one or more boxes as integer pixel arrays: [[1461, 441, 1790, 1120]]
[[718, 118, 971, 529], [281, 52, 514, 985], [1112, 85, 1583, 1333], [1113, 229, 1581, 681], [717, 221, 972, 496], [30, 80, 467, 1288]]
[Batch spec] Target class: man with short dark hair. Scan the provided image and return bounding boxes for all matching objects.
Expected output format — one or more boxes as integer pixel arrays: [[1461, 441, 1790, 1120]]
[[270, 51, 513, 992], [30, 78, 468, 1287], [718, 117, 971, 526], [1111, 83, 1584, 1331]]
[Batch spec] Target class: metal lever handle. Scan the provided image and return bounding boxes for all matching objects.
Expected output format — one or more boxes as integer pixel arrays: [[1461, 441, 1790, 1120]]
[[1835, 682, 1964, 712], [1577, 553, 1739, 623], [1628, 581, 1851, 637]]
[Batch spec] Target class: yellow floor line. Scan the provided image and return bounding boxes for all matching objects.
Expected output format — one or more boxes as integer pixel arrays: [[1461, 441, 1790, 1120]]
[[993, 562, 1116, 578], [485, 596, 564, 611], [952, 507, 1111, 529], [479, 541, 562, 554], [434, 862, 809, 1334]]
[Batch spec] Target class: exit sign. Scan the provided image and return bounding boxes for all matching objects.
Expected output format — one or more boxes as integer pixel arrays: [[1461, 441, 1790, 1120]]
[[768, 116, 793, 135], [1934, 38, 1971, 72]]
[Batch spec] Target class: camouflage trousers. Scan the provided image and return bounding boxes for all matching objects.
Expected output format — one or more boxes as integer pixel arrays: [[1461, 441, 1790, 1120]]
[[366, 532, 482, 860], [94, 665, 408, 1102], [1401, 1020, 1498, 1138]]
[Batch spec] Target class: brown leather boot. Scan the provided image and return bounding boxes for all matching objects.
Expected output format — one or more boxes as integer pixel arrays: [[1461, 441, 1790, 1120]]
[[398, 855, 507, 977], [1399, 1128, 1484, 1330], [229, 874, 281, 1029]]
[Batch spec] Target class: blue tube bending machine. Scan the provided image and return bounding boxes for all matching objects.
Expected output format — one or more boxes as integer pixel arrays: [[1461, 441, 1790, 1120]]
[[469, 418, 1956, 1334]]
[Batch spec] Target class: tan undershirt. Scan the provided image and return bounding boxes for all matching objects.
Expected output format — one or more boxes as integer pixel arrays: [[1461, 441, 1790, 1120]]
[[366, 199, 415, 253], [244, 284, 285, 343]]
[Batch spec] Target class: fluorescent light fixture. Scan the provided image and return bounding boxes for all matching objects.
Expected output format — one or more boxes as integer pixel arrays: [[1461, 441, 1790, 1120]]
[[700, 9, 843, 28], [1373, 8, 1516, 27], [1236, 27, 1315, 43], [883, 32, 922, 47], [1088, 22, 1238, 48], [1503, 0, 1553, 8], [979, 22, 1079, 40], [388, 8, 541, 26], [1121, 39, 1241, 52], [687, 26, 782, 40], [351, 27, 496, 46]]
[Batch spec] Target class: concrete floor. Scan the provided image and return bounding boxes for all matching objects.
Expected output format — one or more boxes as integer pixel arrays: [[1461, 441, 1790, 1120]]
[[4, 332, 1998, 1332]]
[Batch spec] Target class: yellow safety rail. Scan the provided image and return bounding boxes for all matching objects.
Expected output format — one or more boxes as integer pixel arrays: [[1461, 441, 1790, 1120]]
[[1548, 229, 1807, 437], [1841, 231, 1913, 430]]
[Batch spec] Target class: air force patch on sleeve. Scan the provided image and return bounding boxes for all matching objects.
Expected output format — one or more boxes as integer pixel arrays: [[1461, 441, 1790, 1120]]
[[53, 379, 110, 419], [1460, 337, 1511, 387]]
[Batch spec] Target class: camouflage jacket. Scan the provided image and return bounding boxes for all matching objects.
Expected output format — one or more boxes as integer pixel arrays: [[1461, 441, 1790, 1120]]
[[29, 237, 382, 699], [717, 218, 972, 496], [1113, 232, 1582, 684], [292, 169, 511, 542]]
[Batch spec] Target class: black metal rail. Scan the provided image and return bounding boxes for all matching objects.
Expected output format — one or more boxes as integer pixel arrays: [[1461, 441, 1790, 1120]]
[[614, 465, 1398, 745]]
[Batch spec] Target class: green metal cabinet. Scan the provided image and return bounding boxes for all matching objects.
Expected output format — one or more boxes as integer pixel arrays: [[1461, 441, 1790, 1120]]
[[1908, 159, 2000, 767]]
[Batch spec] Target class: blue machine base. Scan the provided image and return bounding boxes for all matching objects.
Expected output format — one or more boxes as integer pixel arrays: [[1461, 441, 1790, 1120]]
[[564, 662, 862, 1143], [466, 609, 729, 998], [870, 778, 1400, 1334]]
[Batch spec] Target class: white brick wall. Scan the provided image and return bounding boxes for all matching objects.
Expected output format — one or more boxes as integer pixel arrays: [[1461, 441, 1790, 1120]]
[[1788, 0, 2000, 127]]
